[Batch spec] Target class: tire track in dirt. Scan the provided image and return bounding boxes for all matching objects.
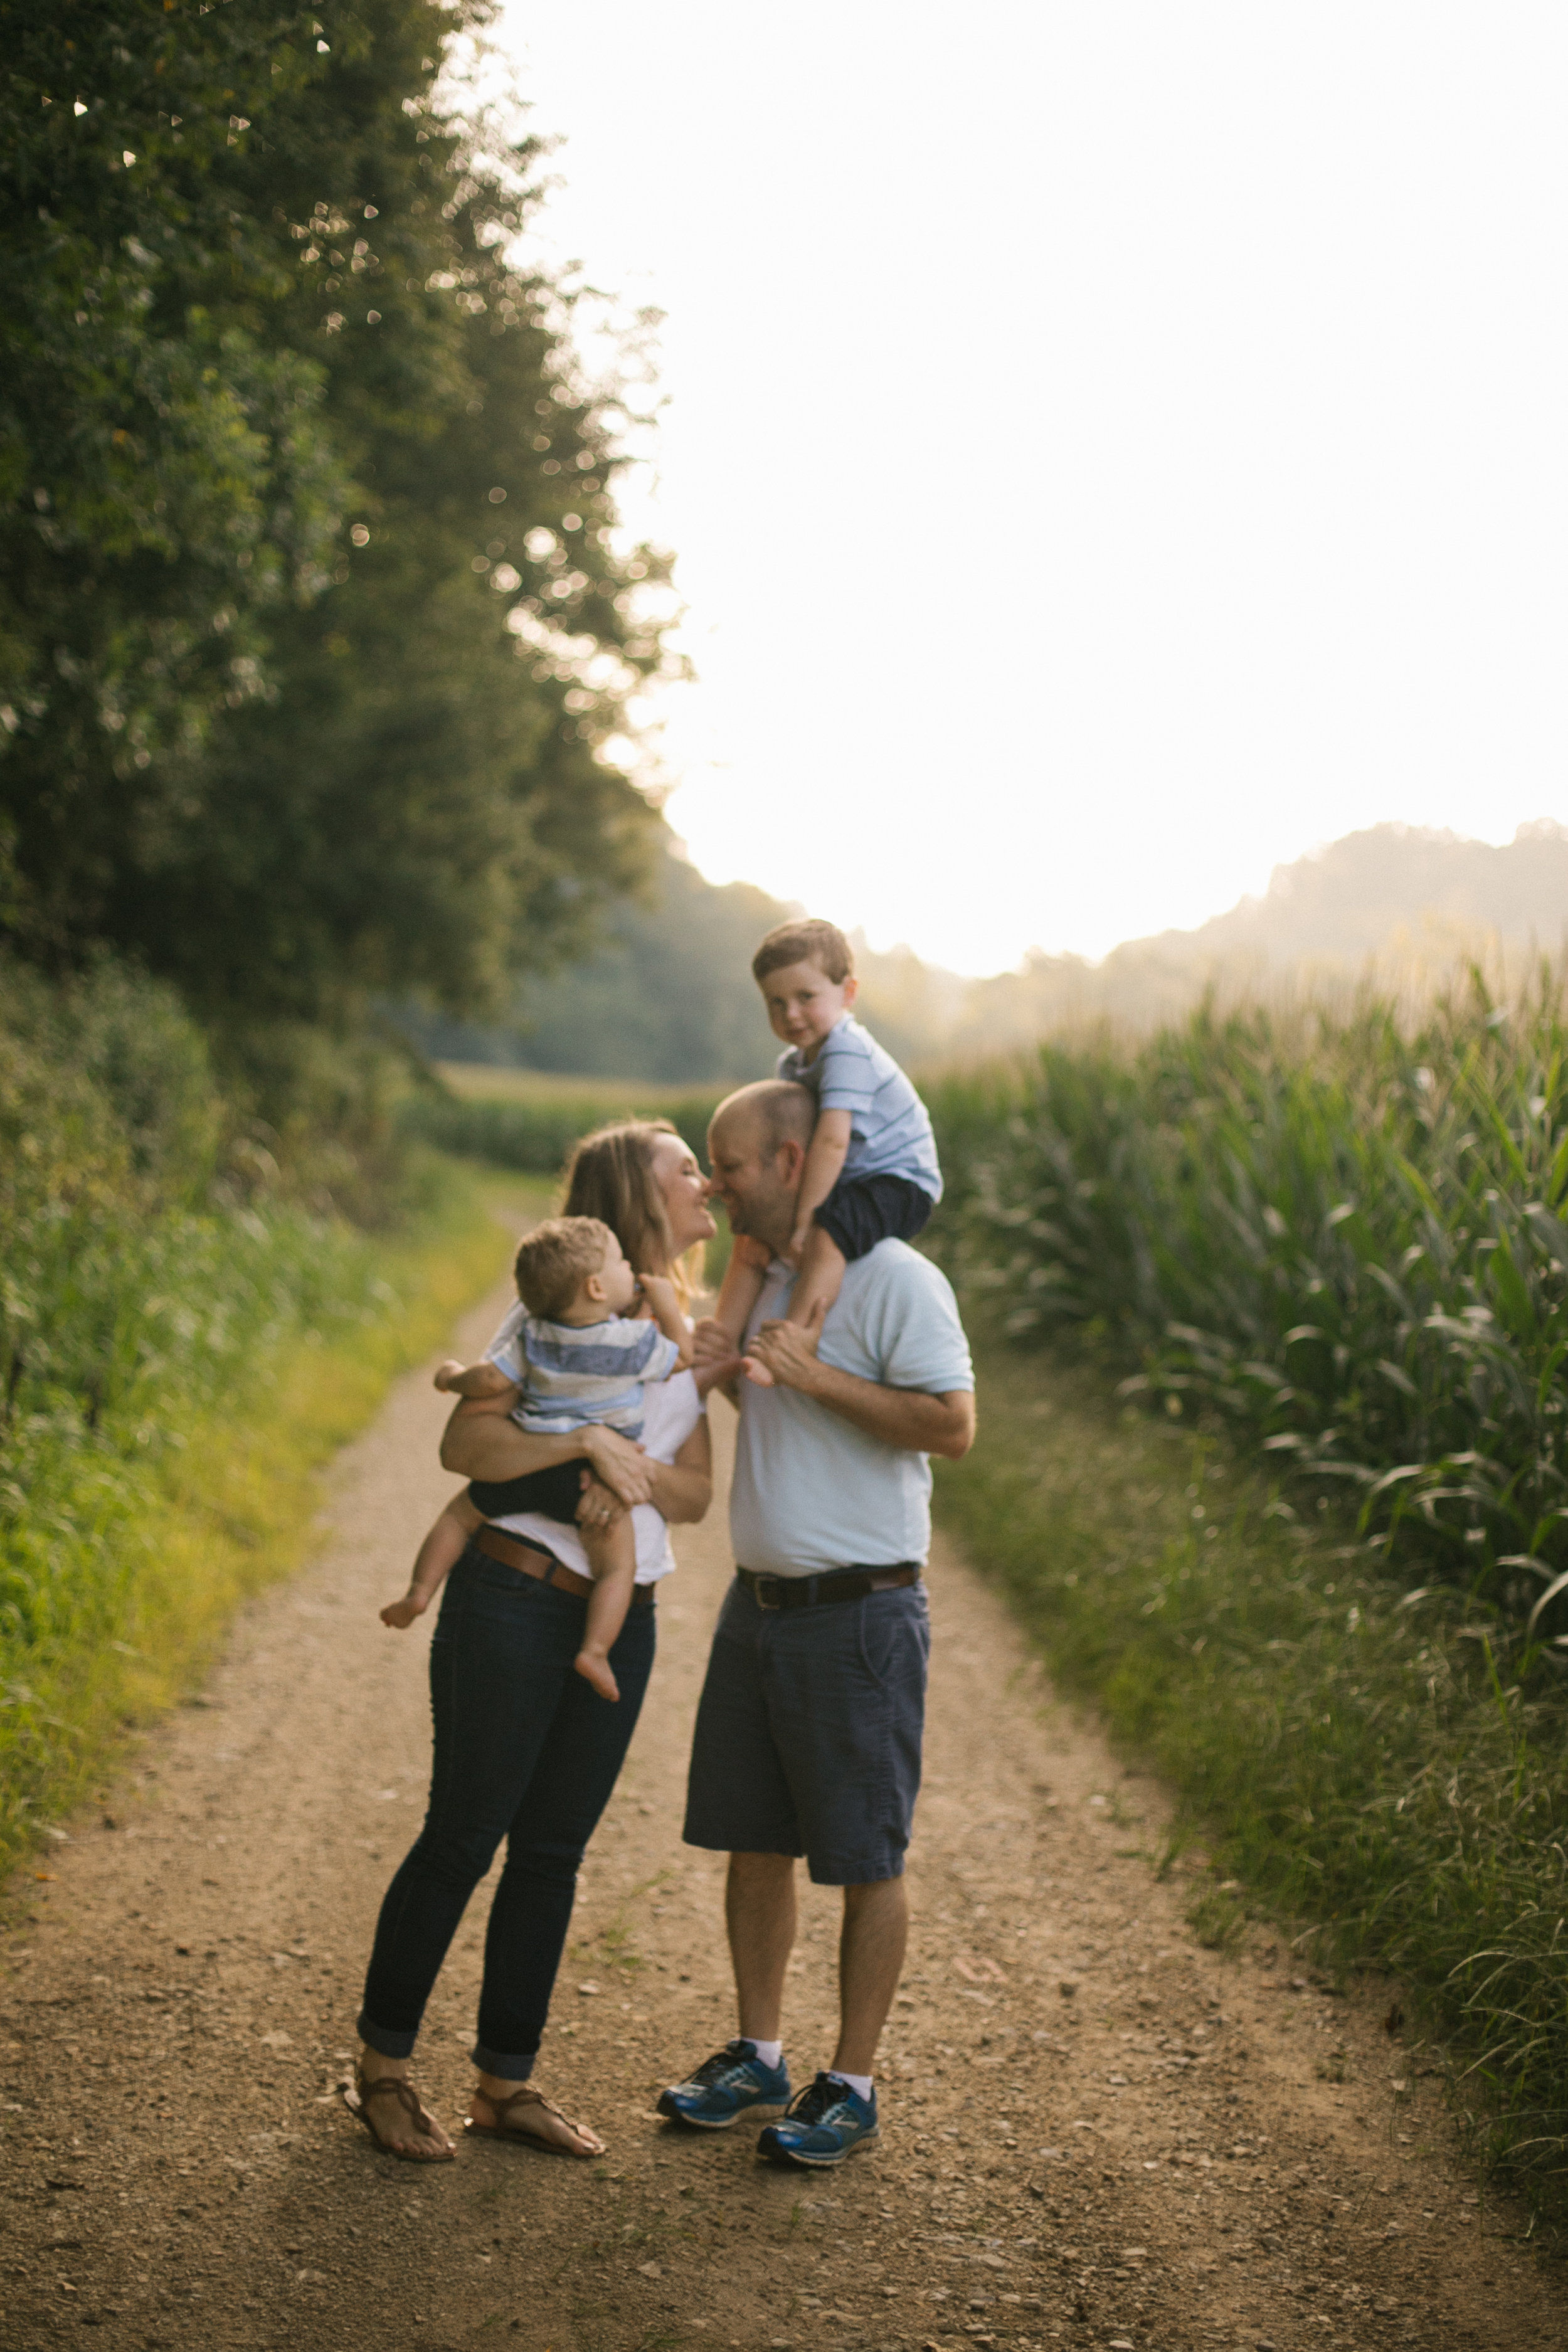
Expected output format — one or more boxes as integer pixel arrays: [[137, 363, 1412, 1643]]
[[0, 1269, 1556, 2349]]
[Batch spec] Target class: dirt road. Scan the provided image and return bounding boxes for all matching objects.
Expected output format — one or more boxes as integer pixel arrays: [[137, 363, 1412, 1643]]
[[0, 1273, 1555, 2350]]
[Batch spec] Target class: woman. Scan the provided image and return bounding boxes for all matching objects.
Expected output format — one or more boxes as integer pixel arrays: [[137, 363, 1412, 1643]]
[[344, 1120, 716, 2161]]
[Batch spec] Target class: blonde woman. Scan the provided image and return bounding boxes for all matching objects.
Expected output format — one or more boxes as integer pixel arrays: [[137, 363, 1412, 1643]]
[[345, 1122, 716, 2162]]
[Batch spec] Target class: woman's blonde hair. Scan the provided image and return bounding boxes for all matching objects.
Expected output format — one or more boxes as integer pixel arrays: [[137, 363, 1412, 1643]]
[[560, 1120, 705, 1311]]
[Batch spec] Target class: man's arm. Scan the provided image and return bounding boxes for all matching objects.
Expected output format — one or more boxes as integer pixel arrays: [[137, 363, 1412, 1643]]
[[744, 1313, 975, 1459], [438, 1397, 660, 1507]]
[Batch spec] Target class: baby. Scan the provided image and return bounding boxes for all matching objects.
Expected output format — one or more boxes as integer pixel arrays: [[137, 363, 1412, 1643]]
[[382, 1216, 691, 1699], [712, 918, 943, 1379]]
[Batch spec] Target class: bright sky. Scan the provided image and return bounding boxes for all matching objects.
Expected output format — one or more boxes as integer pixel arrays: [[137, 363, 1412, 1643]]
[[494, 2, 1568, 975]]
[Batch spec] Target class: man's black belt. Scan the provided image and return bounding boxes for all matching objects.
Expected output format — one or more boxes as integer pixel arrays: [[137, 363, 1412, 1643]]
[[735, 1563, 921, 1611]]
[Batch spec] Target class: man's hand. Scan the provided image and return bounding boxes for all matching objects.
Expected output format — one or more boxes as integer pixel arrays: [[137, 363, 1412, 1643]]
[[746, 1297, 830, 1393], [746, 1302, 977, 1460]]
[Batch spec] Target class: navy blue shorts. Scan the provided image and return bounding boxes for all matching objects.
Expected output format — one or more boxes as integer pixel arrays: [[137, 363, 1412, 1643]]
[[683, 1575, 930, 1885], [815, 1173, 934, 1262]]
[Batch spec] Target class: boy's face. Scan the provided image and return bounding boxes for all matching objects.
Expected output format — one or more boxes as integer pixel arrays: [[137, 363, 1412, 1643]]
[[758, 957, 857, 1056], [589, 1231, 640, 1316]]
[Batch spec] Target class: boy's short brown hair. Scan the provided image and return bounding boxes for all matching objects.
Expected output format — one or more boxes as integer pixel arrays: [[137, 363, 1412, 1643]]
[[513, 1216, 614, 1321], [751, 918, 854, 987]]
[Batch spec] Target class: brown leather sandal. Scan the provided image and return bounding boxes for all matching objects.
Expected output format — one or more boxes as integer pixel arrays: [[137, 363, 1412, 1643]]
[[341, 2067, 456, 2163], [464, 2082, 606, 2158]]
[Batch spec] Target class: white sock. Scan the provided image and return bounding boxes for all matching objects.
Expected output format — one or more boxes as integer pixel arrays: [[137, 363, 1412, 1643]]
[[829, 2069, 873, 2102], [744, 2037, 783, 2070]]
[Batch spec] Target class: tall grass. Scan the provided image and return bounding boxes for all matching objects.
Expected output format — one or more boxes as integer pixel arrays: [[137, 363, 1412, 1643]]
[[925, 972, 1568, 1631], [935, 1343, 1568, 2200], [0, 956, 534, 1877]]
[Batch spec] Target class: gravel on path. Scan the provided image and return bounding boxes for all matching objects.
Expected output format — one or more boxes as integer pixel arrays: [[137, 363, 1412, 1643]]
[[0, 1274, 1555, 2351]]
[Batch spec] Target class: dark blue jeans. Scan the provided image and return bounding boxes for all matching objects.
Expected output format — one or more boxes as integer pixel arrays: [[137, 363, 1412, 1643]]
[[358, 1541, 657, 2077]]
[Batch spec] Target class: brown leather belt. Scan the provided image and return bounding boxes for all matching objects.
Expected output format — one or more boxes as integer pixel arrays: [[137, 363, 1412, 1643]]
[[736, 1563, 921, 1611], [474, 1523, 655, 1606]]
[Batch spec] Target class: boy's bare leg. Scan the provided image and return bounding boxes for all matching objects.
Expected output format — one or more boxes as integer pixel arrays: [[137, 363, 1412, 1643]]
[[382, 1493, 480, 1628], [575, 1515, 637, 1700], [711, 1241, 770, 1355], [744, 1224, 847, 1386]]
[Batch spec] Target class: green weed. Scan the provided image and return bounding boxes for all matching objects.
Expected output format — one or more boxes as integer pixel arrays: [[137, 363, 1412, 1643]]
[[1187, 1887, 1248, 1951], [935, 1335, 1568, 2207], [0, 1084, 547, 1882]]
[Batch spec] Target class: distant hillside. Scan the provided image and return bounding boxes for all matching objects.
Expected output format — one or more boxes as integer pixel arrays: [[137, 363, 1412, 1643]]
[[401, 820, 1568, 1082], [947, 821, 1568, 1055], [1171, 819, 1568, 966]]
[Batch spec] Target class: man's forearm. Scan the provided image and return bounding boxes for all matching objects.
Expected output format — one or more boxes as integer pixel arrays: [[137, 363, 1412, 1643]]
[[788, 1361, 975, 1458]]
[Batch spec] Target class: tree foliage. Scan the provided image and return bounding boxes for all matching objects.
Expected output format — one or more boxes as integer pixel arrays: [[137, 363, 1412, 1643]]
[[0, 0, 674, 1022]]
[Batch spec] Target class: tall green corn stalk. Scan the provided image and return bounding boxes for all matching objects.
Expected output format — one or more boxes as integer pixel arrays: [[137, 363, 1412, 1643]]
[[926, 973, 1568, 1631]]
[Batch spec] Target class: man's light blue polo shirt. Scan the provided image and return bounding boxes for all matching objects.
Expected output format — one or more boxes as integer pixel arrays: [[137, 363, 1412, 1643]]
[[729, 1239, 973, 1577]]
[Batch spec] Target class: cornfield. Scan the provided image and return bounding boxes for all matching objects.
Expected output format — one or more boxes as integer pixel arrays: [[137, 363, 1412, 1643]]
[[925, 971, 1568, 1635]]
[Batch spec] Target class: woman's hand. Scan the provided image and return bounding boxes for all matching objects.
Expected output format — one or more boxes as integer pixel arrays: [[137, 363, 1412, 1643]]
[[579, 1424, 657, 1508], [575, 1473, 626, 1534]]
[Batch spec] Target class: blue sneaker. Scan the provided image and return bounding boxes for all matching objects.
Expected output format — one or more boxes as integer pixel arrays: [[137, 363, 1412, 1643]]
[[657, 2040, 792, 2130], [756, 2072, 879, 2167]]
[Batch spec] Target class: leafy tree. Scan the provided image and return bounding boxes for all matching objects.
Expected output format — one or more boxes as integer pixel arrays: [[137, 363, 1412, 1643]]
[[402, 835, 961, 1084], [0, 0, 672, 1025]]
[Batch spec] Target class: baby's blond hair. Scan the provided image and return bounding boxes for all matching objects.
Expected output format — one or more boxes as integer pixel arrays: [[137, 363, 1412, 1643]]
[[514, 1216, 615, 1321]]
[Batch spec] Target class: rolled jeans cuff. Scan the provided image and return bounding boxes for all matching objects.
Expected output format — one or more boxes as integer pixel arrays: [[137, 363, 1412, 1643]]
[[357, 2008, 418, 2062], [472, 2042, 536, 2081]]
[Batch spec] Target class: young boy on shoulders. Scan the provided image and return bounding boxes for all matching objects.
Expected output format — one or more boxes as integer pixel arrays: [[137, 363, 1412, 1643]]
[[711, 918, 943, 1384]]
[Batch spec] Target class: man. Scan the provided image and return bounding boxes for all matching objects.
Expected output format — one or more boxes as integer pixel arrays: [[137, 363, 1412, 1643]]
[[660, 1079, 975, 2167]]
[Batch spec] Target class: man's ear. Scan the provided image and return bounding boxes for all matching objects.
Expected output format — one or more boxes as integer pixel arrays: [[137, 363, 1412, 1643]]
[[775, 1136, 807, 1185]]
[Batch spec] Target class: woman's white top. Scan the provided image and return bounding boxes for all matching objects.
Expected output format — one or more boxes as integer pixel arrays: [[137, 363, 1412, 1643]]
[[487, 1365, 704, 1586]]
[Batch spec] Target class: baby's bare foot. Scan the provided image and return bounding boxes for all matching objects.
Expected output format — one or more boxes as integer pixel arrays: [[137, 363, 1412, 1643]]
[[741, 1354, 776, 1387], [432, 1359, 465, 1392], [575, 1650, 620, 1702]]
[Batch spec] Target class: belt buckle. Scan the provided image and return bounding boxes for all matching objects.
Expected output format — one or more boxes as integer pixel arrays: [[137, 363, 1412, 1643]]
[[753, 1574, 783, 1612]]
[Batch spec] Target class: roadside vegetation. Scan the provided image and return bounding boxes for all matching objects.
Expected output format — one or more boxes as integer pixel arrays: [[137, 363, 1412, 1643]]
[[0, 956, 541, 1883], [924, 977, 1568, 2206], [927, 971, 1568, 1629]]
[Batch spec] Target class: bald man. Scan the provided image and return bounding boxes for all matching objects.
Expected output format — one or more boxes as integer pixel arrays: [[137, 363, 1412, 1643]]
[[658, 1080, 975, 2166]]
